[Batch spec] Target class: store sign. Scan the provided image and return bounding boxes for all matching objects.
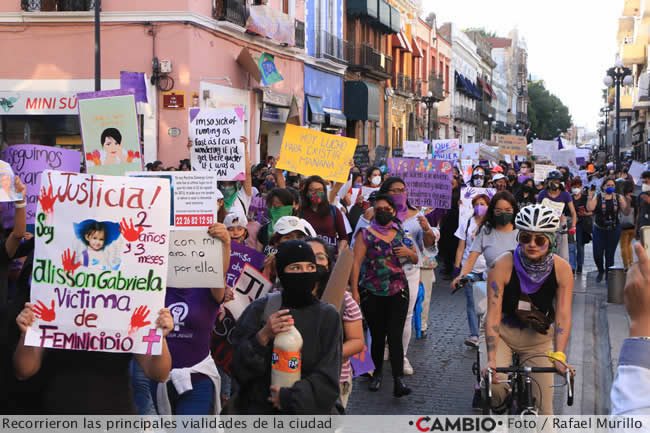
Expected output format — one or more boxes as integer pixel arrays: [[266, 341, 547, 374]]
[[162, 92, 185, 109], [0, 91, 79, 115], [261, 104, 289, 123]]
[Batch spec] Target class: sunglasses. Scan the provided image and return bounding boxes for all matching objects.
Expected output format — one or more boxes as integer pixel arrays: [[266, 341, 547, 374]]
[[518, 232, 548, 247]]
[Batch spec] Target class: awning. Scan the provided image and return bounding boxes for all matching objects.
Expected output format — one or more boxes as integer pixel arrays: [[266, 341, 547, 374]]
[[344, 81, 380, 122], [306, 95, 325, 124], [261, 104, 290, 123], [412, 37, 423, 58], [477, 77, 492, 98], [325, 112, 347, 128], [485, 81, 495, 98], [402, 32, 413, 53], [392, 32, 412, 52], [466, 77, 481, 100]]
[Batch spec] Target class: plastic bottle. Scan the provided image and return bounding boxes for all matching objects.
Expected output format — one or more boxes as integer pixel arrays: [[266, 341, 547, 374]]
[[399, 229, 414, 268], [271, 324, 303, 387]]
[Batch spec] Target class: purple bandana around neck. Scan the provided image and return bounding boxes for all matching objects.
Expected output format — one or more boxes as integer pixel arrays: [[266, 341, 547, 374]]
[[370, 220, 400, 236], [391, 193, 408, 222], [513, 244, 554, 294]]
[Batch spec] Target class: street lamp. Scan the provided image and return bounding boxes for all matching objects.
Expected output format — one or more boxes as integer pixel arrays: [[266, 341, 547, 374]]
[[482, 114, 494, 141], [603, 61, 633, 169], [600, 105, 612, 156], [421, 91, 440, 142]]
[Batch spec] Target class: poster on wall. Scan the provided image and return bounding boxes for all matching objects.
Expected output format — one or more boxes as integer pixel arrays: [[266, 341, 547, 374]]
[[189, 107, 245, 180], [387, 158, 454, 209], [25, 171, 171, 354], [77, 89, 143, 176], [1, 145, 80, 227]]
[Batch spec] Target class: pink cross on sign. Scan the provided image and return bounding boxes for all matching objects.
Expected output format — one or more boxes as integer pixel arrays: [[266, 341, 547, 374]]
[[142, 328, 161, 355]]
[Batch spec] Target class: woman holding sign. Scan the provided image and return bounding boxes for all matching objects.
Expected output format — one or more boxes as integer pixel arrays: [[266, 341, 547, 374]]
[[300, 176, 348, 252]]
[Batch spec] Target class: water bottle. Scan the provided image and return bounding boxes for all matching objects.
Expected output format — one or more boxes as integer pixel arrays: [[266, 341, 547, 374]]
[[400, 229, 414, 270]]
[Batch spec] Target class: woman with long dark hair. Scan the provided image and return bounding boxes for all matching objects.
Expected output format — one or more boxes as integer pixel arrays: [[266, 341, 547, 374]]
[[300, 176, 348, 252], [437, 175, 462, 278]]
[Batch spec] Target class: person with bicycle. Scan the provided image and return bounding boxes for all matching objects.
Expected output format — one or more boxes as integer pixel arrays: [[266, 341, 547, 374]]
[[482, 204, 575, 415]]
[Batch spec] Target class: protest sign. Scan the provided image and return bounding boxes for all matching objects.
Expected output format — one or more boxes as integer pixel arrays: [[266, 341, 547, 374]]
[[461, 159, 474, 184], [578, 170, 590, 187], [461, 143, 480, 161], [167, 231, 223, 288], [349, 188, 361, 210], [120, 71, 148, 104], [459, 187, 496, 223], [0, 160, 24, 202], [629, 161, 646, 184], [25, 171, 170, 354], [391, 147, 403, 158], [78, 89, 143, 176], [532, 140, 558, 157], [403, 141, 428, 159], [551, 148, 578, 172], [534, 164, 557, 183], [575, 148, 590, 167], [226, 241, 265, 287], [387, 158, 454, 209], [2, 145, 79, 226], [353, 145, 370, 168], [374, 145, 388, 167], [361, 186, 377, 201], [431, 139, 460, 161], [189, 107, 245, 180], [496, 134, 528, 157], [211, 264, 272, 374], [478, 143, 502, 162], [127, 172, 218, 229], [540, 198, 566, 216]]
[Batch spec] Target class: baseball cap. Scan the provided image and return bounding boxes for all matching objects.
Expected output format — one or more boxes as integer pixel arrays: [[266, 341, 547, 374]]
[[492, 173, 506, 182], [491, 165, 504, 173], [216, 189, 224, 200], [273, 216, 312, 237], [224, 212, 248, 229]]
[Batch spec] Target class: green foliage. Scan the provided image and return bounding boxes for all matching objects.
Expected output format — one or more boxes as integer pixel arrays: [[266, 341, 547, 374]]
[[463, 28, 497, 38], [527, 81, 572, 140]]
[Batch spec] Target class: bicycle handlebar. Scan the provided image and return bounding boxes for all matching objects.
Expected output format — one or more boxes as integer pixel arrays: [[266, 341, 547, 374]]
[[495, 366, 558, 373]]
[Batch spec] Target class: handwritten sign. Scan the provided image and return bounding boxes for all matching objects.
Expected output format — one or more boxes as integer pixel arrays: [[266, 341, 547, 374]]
[[461, 159, 474, 184], [578, 170, 590, 187], [551, 149, 578, 172], [459, 187, 496, 223], [167, 231, 224, 288], [431, 139, 460, 161], [540, 198, 566, 216], [226, 241, 265, 287], [189, 107, 245, 180], [461, 143, 480, 161], [374, 146, 388, 167], [387, 158, 453, 209], [532, 140, 557, 157], [353, 145, 370, 169], [361, 186, 377, 201], [128, 172, 218, 229], [2, 145, 80, 226], [77, 89, 143, 176], [276, 124, 358, 183], [629, 161, 646, 184], [403, 141, 427, 159], [496, 134, 528, 157], [534, 164, 557, 183], [25, 171, 170, 354], [478, 143, 502, 162]]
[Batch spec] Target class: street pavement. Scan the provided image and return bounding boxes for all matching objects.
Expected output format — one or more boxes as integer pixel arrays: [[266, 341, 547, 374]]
[[347, 240, 629, 415]]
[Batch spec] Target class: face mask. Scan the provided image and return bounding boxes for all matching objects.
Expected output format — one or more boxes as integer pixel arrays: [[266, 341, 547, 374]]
[[264, 180, 275, 191], [309, 191, 325, 204], [605, 186, 616, 194], [572, 188, 581, 195], [520, 167, 529, 174], [287, 175, 299, 185], [269, 205, 294, 226], [549, 181, 560, 191], [642, 183, 650, 192], [495, 213, 514, 226], [375, 210, 394, 226], [523, 185, 534, 193], [472, 177, 484, 187], [508, 174, 517, 182], [279, 272, 318, 308], [474, 205, 487, 216], [220, 185, 237, 198], [314, 264, 331, 297], [371, 176, 381, 186]]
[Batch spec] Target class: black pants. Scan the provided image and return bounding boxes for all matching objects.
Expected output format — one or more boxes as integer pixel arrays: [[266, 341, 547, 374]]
[[361, 292, 408, 377]]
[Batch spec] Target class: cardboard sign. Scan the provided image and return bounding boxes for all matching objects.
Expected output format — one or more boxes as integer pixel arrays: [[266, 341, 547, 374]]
[[127, 172, 218, 229], [403, 141, 428, 159], [167, 231, 224, 288], [226, 241, 265, 287], [77, 89, 143, 176], [189, 108, 245, 180], [459, 187, 496, 223], [353, 145, 370, 168], [496, 134, 528, 157], [532, 140, 557, 157], [534, 164, 557, 183], [387, 158, 454, 209], [25, 171, 170, 354], [276, 124, 358, 183], [478, 143, 502, 162], [431, 139, 460, 161]]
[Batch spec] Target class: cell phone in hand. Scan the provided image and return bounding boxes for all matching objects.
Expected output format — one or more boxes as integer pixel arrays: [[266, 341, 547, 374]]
[[642, 227, 650, 257]]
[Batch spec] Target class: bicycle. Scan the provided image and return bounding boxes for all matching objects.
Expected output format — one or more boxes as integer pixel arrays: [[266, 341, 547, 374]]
[[481, 351, 575, 415]]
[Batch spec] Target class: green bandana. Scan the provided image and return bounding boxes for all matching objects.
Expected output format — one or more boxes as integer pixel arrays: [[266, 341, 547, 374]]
[[268, 205, 294, 237], [221, 185, 238, 211]]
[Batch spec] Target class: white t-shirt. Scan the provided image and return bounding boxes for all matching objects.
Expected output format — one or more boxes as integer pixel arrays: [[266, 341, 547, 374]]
[[228, 188, 252, 217], [454, 216, 487, 274]]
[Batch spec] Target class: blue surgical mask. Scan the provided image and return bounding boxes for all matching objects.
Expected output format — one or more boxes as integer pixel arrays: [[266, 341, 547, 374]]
[[605, 186, 616, 194]]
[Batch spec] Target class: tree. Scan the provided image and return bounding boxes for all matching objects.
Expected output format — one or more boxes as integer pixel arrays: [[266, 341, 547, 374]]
[[527, 80, 572, 140], [462, 27, 497, 38]]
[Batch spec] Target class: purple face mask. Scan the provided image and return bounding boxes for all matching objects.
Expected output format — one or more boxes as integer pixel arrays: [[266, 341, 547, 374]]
[[474, 205, 487, 216]]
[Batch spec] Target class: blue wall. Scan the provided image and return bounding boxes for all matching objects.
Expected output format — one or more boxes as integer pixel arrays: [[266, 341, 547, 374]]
[[304, 65, 343, 110]]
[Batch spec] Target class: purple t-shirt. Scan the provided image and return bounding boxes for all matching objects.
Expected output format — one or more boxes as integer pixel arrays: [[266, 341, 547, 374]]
[[166, 287, 220, 369], [536, 189, 572, 216]]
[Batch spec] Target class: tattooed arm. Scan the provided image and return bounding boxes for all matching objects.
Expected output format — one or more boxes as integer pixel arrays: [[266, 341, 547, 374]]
[[483, 253, 512, 380], [553, 255, 574, 374]]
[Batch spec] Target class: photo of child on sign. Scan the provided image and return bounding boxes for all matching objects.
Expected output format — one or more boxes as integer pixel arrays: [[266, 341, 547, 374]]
[[0, 160, 24, 202], [71, 219, 123, 270]]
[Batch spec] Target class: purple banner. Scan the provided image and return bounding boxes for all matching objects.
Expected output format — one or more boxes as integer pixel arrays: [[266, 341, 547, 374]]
[[1, 144, 80, 227], [120, 71, 148, 103], [226, 241, 265, 288], [387, 157, 454, 209]]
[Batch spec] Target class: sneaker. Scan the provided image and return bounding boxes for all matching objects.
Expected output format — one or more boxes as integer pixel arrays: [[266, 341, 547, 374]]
[[384, 345, 389, 361], [464, 336, 479, 348], [403, 357, 414, 375]]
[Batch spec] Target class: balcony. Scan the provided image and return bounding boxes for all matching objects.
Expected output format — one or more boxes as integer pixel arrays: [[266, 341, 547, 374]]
[[618, 17, 635, 42], [393, 73, 412, 94], [453, 106, 478, 125], [622, 42, 646, 66], [214, 0, 247, 27], [516, 112, 528, 124], [429, 72, 445, 101], [295, 20, 305, 49], [404, 75, 412, 94], [347, 44, 392, 80], [623, 0, 640, 16], [347, 0, 378, 20], [22, 0, 96, 11], [414, 78, 422, 96], [315, 29, 348, 63], [479, 101, 491, 117]]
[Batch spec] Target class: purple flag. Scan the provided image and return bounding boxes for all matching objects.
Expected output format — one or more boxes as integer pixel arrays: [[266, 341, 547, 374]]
[[558, 137, 564, 150], [120, 71, 148, 103]]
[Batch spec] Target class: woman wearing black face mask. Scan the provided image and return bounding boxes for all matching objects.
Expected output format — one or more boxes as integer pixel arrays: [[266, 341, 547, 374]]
[[230, 240, 342, 414], [306, 237, 364, 409], [536, 170, 577, 263], [515, 178, 537, 211]]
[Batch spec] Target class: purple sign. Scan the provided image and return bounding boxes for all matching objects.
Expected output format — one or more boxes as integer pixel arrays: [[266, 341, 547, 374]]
[[120, 71, 148, 103], [1, 144, 80, 227], [350, 329, 375, 377], [226, 241, 265, 287], [387, 157, 454, 209]]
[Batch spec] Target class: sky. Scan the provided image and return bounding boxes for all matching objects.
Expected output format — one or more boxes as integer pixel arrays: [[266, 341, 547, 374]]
[[424, 1, 621, 132]]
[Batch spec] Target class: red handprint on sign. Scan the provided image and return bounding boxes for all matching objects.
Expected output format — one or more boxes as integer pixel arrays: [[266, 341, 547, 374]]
[[39, 183, 56, 215], [33, 300, 56, 322], [86, 150, 101, 166], [61, 249, 81, 274], [352, 344, 368, 362], [127, 150, 141, 163], [129, 305, 151, 335], [120, 218, 144, 242]]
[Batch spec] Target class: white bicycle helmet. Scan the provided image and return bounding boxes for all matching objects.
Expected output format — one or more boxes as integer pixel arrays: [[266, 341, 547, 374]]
[[515, 204, 560, 233]]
